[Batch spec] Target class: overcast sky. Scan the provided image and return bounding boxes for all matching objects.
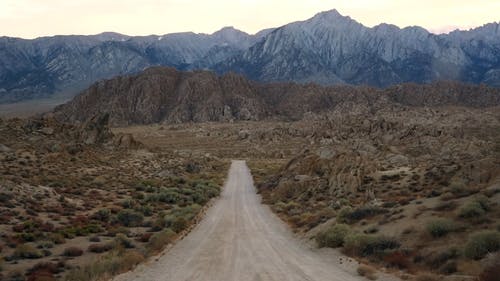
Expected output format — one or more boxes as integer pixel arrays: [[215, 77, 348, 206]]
[[1, 0, 499, 39]]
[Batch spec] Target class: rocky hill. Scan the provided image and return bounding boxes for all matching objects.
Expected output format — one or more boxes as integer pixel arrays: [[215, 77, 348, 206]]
[[1, 9, 499, 103], [53, 67, 500, 126], [252, 105, 500, 279]]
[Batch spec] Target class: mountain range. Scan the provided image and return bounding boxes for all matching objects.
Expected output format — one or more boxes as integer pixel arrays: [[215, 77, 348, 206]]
[[1, 9, 500, 103]]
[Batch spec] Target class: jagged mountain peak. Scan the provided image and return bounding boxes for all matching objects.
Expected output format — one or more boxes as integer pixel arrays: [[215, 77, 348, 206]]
[[312, 9, 343, 19], [373, 23, 400, 32], [93, 32, 130, 41], [213, 26, 248, 35], [308, 9, 362, 27], [212, 26, 251, 45]]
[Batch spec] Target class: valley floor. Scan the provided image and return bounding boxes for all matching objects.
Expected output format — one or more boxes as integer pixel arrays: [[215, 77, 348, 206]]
[[114, 161, 395, 281]]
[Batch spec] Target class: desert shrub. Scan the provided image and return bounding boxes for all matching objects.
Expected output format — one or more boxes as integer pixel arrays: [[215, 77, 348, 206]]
[[426, 218, 457, 237], [115, 210, 144, 227], [316, 224, 351, 248], [58, 225, 99, 238], [275, 201, 301, 216], [171, 217, 188, 233], [383, 251, 411, 269], [121, 199, 135, 209], [88, 243, 113, 253], [426, 247, 460, 269], [433, 201, 458, 212], [147, 229, 176, 254], [14, 244, 43, 259], [64, 250, 144, 281], [337, 206, 354, 224], [0, 192, 13, 203], [47, 233, 65, 244], [105, 226, 130, 237], [459, 196, 490, 218], [63, 247, 83, 257], [464, 231, 500, 260], [157, 190, 181, 204], [18, 232, 37, 242], [136, 233, 153, 243], [347, 206, 387, 222], [12, 220, 40, 233], [480, 253, 500, 281], [357, 264, 377, 280], [27, 261, 62, 276], [364, 225, 380, 234], [137, 205, 153, 216], [36, 241, 54, 252], [344, 233, 400, 257], [448, 180, 471, 197], [336, 205, 387, 224], [164, 204, 201, 232], [89, 235, 100, 242], [439, 260, 457, 274], [151, 217, 166, 232], [83, 224, 103, 234], [114, 234, 134, 249], [92, 209, 111, 222]]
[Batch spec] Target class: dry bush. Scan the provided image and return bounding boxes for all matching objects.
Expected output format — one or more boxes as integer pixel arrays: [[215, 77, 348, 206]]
[[480, 253, 500, 281], [147, 229, 176, 254], [64, 250, 145, 281], [63, 246, 83, 257], [464, 230, 500, 260], [88, 243, 113, 253], [26, 262, 61, 281], [343, 233, 400, 257], [115, 210, 144, 227], [425, 247, 460, 270], [316, 224, 351, 248], [89, 235, 100, 242], [14, 244, 43, 259], [458, 196, 490, 218], [426, 218, 458, 238], [136, 232, 153, 243], [357, 264, 377, 280], [47, 233, 65, 244], [383, 251, 411, 269]]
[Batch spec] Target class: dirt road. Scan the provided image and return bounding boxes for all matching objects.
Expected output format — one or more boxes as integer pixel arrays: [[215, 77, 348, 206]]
[[115, 161, 377, 281]]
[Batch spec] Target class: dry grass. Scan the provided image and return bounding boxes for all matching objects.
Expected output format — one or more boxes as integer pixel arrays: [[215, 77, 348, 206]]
[[64, 250, 144, 281], [357, 264, 378, 280]]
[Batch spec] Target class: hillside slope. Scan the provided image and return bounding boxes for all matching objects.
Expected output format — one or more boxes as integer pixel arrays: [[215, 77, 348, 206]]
[[53, 67, 500, 126]]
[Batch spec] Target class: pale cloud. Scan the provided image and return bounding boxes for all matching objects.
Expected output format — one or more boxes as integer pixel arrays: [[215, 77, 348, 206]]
[[0, 0, 498, 38]]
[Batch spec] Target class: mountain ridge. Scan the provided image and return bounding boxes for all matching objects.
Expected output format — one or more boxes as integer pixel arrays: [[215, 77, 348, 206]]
[[52, 67, 500, 126], [1, 9, 500, 104]]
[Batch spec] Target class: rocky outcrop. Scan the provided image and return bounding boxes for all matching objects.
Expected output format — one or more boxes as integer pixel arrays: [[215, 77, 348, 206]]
[[53, 67, 268, 126], [53, 67, 500, 126]]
